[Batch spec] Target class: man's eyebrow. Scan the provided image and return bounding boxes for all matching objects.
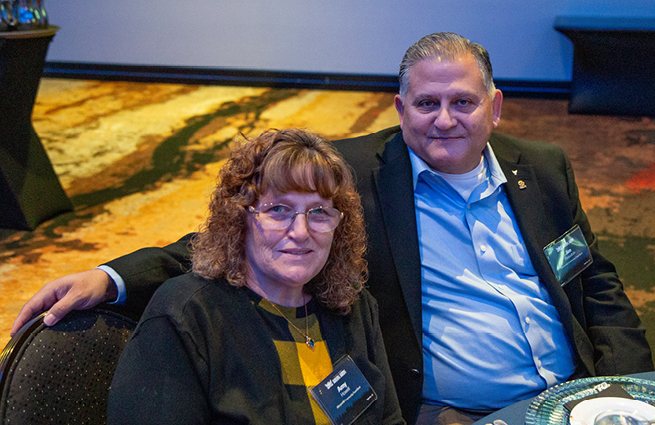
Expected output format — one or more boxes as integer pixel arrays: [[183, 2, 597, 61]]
[[414, 88, 479, 99], [449, 89, 479, 98]]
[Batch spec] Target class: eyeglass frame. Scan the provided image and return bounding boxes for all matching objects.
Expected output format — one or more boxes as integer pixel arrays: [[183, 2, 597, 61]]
[[247, 203, 344, 233]]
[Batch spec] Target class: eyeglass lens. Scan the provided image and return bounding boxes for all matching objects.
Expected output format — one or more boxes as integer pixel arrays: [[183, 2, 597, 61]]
[[250, 204, 342, 232]]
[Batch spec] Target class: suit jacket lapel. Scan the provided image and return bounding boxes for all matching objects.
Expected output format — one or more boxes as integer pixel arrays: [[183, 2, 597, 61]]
[[490, 136, 575, 330], [372, 132, 423, 343], [491, 137, 560, 286]]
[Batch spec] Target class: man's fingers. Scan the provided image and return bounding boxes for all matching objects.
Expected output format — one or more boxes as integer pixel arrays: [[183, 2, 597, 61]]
[[10, 309, 40, 336], [10, 290, 58, 335], [43, 312, 59, 327], [42, 293, 89, 327], [43, 308, 68, 327], [42, 303, 71, 327], [9, 269, 113, 336]]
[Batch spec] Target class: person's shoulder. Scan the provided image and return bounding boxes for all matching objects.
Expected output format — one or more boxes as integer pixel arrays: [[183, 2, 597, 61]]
[[155, 272, 217, 297], [144, 273, 237, 317], [347, 288, 379, 318], [491, 132, 564, 153], [490, 132, 567, 162], [358, 288, 377, 305], [331, 126, 403, 175], [334, 126, 401, 143], [332, 126, 401, 152]]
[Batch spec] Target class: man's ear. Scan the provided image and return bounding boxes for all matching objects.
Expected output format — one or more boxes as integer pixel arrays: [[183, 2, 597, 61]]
[[492, 89, 503, 128], [394, 94, 405, 128]]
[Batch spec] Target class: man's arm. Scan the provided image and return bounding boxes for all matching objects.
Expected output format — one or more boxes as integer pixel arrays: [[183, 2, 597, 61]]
[[495, 134, 652, 375], [11, 268, 117, 335], [104, 233, 194, 316], [564, 156, 654, 374], [10, 234, 194, 334]]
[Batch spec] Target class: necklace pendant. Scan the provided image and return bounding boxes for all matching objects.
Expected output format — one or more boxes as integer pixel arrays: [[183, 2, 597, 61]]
[[305, 336, 315, 351]]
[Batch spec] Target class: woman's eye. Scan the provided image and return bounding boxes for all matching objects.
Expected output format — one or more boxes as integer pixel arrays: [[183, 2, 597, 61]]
[[308, 208, 328, 216], [266, 205, 291, 214], [308, 208, 333, 222]]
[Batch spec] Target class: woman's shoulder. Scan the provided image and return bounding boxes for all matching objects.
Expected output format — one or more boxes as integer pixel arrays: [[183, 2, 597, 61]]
[[356, 288, 377, 308], [144, 273, 244, 318], [358, 287, 378, 305], [341, 288, 378, 321]]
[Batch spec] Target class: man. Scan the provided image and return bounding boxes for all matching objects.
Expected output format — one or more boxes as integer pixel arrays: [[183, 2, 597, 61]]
[[12, 33, 653, 425]]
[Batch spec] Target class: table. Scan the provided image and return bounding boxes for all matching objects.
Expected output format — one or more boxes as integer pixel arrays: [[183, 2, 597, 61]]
[[0, 26, 73, 230], [473, 371, 655, 425], [554, 16, 655, 117]]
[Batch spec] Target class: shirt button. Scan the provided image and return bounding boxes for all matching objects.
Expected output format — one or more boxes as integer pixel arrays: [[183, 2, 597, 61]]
[[480, 245, 487, 252], [525, 317, 531, 324], [537, 359, 542, 368]]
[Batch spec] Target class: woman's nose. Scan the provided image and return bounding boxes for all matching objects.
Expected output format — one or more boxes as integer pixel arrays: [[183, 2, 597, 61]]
[[287, 213, 310, 239]]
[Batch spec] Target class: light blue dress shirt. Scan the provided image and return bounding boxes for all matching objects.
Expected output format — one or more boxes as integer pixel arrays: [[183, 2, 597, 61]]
[[409, 145, 576, 410], [97, 265, 127, 305]]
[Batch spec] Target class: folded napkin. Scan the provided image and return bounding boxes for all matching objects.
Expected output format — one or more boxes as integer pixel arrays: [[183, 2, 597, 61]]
[[564, 383, 634, 412]]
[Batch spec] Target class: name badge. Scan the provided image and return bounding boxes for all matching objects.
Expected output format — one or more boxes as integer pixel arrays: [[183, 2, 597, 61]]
[[310, 355, 377, 425], [543, 224, 593, 286]]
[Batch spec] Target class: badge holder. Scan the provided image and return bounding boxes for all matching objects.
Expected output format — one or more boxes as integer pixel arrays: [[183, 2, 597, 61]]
[[310, 355, 377, 425], [543, 224, 593, 286]]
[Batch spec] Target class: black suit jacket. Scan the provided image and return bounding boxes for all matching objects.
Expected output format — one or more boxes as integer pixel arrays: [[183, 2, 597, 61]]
[[107, 126, 653, 425], [332, 126, 652, 423]]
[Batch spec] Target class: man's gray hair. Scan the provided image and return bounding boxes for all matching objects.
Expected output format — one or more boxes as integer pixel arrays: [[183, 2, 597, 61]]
[[398, 32, 495, 99]]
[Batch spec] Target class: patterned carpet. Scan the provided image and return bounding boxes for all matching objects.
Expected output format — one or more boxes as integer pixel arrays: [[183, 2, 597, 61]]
[[1, 78, 654, 363]]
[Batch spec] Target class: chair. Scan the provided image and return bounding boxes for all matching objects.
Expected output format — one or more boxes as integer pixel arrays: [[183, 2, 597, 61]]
[[0, 308, 137, 424]]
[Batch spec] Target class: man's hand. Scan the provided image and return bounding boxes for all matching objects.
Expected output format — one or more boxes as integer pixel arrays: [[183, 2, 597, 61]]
[[10, 268, 118, 336]]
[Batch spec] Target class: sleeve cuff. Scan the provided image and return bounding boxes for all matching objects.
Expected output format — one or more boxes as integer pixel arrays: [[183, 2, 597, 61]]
[[96, 265, 127, 305]]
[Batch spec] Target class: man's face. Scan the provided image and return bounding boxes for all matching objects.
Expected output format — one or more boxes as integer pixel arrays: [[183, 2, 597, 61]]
[[394, 54, 503, 174]]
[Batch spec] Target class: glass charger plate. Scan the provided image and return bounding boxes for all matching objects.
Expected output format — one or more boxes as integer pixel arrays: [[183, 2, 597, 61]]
[[525, 376, 655, 425]]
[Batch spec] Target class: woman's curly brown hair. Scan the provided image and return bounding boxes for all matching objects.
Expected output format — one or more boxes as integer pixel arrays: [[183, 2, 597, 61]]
[[190, 128, 367, 314]]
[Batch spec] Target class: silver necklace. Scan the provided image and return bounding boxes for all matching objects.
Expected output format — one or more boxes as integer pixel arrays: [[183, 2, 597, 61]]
[[267, 298, 315, 351]]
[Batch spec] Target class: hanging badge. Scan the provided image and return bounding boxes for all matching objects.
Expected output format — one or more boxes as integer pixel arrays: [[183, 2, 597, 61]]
[[543, 224, 593, 286], [310, 355, 377, 425]]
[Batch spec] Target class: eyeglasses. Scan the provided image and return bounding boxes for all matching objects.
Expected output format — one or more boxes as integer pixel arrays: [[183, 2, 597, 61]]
[[248, 203, 343, 233]]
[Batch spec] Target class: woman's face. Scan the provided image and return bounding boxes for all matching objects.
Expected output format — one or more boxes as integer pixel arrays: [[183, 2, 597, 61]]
[[244, 190, 336, 301]]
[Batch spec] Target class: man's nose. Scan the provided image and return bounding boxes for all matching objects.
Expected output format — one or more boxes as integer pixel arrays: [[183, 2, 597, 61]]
[[433, 106, 456, 129]]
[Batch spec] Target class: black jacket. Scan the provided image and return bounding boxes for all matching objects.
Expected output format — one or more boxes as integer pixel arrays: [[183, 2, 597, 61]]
[[108, 276, 404, 424], [107, 127, 653, 424]]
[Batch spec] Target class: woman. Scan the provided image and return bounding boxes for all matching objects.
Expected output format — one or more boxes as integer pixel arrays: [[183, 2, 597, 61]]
[[107, 128, 405, 424]]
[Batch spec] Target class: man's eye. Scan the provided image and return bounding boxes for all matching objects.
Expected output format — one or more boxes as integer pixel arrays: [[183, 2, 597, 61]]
[[418, 100, 436, 108], [455, 99, 478, 110]]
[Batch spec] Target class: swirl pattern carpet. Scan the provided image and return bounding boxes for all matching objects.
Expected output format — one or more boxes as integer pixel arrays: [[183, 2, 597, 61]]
[[1, 78, 654, 362]]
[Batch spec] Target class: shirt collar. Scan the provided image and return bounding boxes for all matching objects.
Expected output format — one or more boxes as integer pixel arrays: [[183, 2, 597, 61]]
[[408, 142, 508, 191]]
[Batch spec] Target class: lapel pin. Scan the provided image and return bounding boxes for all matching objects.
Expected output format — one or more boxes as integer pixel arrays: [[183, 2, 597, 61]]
[[518, 180, 527, 190], [512, 170, 518, 175]]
